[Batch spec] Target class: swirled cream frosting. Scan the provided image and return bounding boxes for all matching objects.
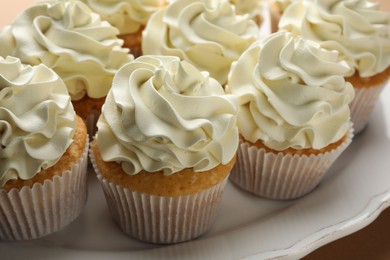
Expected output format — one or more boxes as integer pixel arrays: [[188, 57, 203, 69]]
[[227, 32, 354, 150], [81, 0, 167, 34], [273, 0, 299, 13], [142, 0, 259, 85], [96, 55, 238, 175], [0, 0, 133, 101], [279, 0, 390, 77], [0, 56, 76, 188], [230, 0, 264, 20]]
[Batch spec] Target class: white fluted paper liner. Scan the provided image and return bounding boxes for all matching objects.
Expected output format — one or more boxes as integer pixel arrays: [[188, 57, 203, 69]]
[[350, 80, 387, 134], [89, 150, 228, 244], [85, 109, 100, 138], [230, 127, 354, 200], [0, 136, 89, 241]]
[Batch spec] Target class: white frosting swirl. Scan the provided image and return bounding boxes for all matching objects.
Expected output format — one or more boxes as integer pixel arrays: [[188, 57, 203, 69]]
[[227, 32, 354, 150], [0, 0, 133, 100], [230, 0, 264, 20], [279, 0, 390, 77], [81, 0, 166, 34], [273, 0, 299, 13], [142, 0, 259, 85], [0, 56, 76, 188], [96, 55, 238, 175]]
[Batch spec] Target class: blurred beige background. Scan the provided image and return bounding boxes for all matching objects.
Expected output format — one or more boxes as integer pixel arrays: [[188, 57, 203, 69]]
[[0, 0, 389, 27], [0, 0, 36, 27]]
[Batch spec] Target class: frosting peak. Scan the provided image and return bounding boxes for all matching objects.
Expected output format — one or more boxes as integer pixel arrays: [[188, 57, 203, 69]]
[[227, 32, 354, 150], [230, 0, 264, 20], [96, 55, 238, 175], [81, 0, 167, 34], [0, 0, 133, 100], [142, 0, 259, 85], [0, 56, 76, 188]]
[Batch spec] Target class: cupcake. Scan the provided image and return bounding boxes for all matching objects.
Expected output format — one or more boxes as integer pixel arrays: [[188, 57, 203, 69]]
[[81, 0, 167, 58], [278, 0, 390, 134], [0, 56, 88, 240], [142, 0, 260, 86], [0, 0, 133, 135], [226, 32, 354, 200], [90, 55, 238, 243]]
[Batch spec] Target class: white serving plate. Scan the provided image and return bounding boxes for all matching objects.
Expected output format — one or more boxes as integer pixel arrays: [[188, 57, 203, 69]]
[[1, 85, 390, 260]]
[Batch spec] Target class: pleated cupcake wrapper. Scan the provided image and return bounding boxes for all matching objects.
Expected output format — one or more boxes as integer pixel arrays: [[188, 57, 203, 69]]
[[0, 136, 89, 241], [230, 127, 354, 200], [350, 80, 387, 134], [85, 110, 100, 139], [89, 150, 227, 244]]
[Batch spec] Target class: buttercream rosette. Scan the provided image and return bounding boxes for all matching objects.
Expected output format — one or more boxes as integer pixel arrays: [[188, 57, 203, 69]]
[[279, 0, 390, 133], [142, 0, 259, 85]]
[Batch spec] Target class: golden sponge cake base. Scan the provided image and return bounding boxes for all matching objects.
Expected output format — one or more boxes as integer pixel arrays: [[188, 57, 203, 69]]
[[248, 134, 348, 156], [346, 67, 390, 89], [90, 141, 236, 197]]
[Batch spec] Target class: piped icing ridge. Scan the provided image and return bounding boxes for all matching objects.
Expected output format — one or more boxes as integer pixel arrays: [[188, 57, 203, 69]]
[[230, 0, 264, 20], [81, 0, 167, 34], [142, 0, 259, 85]]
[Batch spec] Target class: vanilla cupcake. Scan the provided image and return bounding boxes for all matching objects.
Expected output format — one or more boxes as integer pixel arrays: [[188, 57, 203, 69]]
[[0, 56, 88, 240], [279, 0, 390, 134], [90, 55, 238, 243], [227, 32, 354, 200], [81, 0, 167, 58], [0, 0, 133, 135], [142, 0, 259, 85]]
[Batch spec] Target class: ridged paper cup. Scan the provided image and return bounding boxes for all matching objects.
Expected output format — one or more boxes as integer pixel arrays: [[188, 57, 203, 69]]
[[230, 127, 354, 200], [0, 136, 89, 241], [90, 150, 228, 244], [350, 80, 387, 134]]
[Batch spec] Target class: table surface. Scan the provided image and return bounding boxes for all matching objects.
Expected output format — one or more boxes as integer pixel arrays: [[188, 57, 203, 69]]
[[0, 1, 389, 259]]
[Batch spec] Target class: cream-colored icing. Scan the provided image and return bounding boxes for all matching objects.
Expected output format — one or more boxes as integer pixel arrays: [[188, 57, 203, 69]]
[[273, 0, 299, 13], [0, 56, 76, 188], [96, 55, 238, 175], [279, 0, 390, 77], [227, 32, 354, 150], [230, 0, 264, 20], [0, 0, 132, 100], [142, 0, 259, 85], [81, 0, 166, 34]]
